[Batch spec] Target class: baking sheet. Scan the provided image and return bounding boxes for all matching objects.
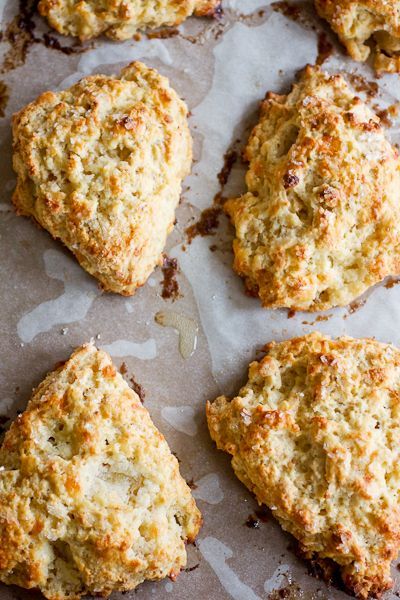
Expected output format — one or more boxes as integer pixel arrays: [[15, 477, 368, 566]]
[[1, 1, 400, 598]]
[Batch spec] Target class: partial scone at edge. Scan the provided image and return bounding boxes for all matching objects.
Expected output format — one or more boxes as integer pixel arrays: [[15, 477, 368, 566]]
[[207, 332, 400, 599], [225, 65, 400, 312], [38, 0, 221, 41], [0, 343, 201, 599], [315, 0, 400, 73], [12, 61, 192, 295]]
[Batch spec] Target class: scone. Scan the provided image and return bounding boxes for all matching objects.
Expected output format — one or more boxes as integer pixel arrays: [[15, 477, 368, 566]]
[[225, 66, 400, 312], [207, 332, 400, 599], [0, 343, 201, 599], [315, 0, 400, 73], [38, 0, 220, 40], [12, 61, 192, 295]]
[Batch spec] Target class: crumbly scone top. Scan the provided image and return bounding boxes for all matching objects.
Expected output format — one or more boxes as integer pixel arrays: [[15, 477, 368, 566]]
[[38, 0, 220, 40], [207, 332, 400, 599], [0, 344, 201, 599], [315, 0, 400, 72], [12, 62, 192, 295], [225, 65, 400, 312]]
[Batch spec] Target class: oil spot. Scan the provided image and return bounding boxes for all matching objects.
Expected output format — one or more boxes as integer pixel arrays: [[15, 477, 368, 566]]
[[198, 537, 260, 600], [192, 473, 224, 504], [17, 249, 100, 343], [101, 339, 157, 360], [161, 405, 198, 436], [155, 310, 198, 359]]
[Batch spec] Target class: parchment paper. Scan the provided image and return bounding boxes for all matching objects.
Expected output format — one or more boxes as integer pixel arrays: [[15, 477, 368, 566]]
[[1, 1, 400, 598]]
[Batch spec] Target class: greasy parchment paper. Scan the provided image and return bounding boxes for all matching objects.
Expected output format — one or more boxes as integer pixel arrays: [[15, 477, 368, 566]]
[[1, 1, 400, 599]]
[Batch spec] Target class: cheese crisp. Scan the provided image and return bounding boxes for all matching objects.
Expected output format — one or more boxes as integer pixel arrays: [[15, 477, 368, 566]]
[[225, 66, 400, 312], [316, 0, 400, 73], [208, 333, 400, 599], [38, 0, 220, 40], [0, 344, 201, 599], [12, 62, 192, 295]]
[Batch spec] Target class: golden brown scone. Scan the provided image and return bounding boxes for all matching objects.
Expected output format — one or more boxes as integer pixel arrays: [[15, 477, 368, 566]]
[[207, 332, 400, 599], [0, 343, 201, 599], [315, 0, 400, 73], [225, 66, 400, 312], [12, 62, 192, 295], [38, 0, 220, 40]]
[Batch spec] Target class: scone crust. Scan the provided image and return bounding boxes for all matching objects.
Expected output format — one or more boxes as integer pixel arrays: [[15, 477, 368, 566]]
[[225, 66, 400, 312], [0, 344, 201, 599], [38, 0, 220, 40], [315, 0, 400, 73], [207, 332, 400, 599], [12, 61, 192, 295]]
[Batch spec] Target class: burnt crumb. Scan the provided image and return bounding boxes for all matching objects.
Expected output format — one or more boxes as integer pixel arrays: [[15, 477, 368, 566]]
[[186, 206, 222, 243], [0, 0, 83, 74], [302, 314, 331, 326], [161, 255, 181, 301], [385, 276, 400, 289], [316, 32, 333, 66], [283, 172, 299, 189], [218, 149, 238, 186], [209, 244, 218, 252], [0, 415, 10, 434], [1, 0, 36, 73], [271, 1, 317, 29], [272, 1, 301, 20], [119, 362, 128, 375], [185, 141, 240, 244], [184, 563, 200, 573], [146, 28, 179, 39], [129, 375, 146, 403], [187, 478, 197, 490], [346, 298, 367, 316], [287, 309, 296, 319], [347, 73, 378, 99], [0, 80, 9, 117], [268, 583, 304, 599], [255, 505, 270, 522], [375, 103, 399, 127], [42, 32, 76, 54], [245, 514, 260, 528], [290, 541, 346, 596], [172, 451, 181, 464]]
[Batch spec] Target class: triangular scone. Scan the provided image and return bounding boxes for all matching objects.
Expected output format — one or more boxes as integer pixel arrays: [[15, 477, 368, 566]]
[[315, 1, 400, 73], [225, 66, 400, 312], [0, 344, 201, 599], [38, 0, 220, 40], [12, 61, 192, 295], [207, 333, 400, 599]]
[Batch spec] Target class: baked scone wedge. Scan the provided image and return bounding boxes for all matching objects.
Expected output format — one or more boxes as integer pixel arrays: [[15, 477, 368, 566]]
[[315, 1, 400, 73], [207, 332, 400, 599], [0, 343, 201, 599], [12, 61, 192, 295], [225, 66, 400, 312], [38, 0, 220, 41]]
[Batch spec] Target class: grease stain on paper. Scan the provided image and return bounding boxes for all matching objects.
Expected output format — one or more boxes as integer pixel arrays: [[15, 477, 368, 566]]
[[193, 473, 224, 504], [17, 249, 100, 343], [101, 339, 157, 360], [57, 38, 172, 90], [198, 537, 260, 600], [155, 310, 198, 359], [161, 405, 197, 436]]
